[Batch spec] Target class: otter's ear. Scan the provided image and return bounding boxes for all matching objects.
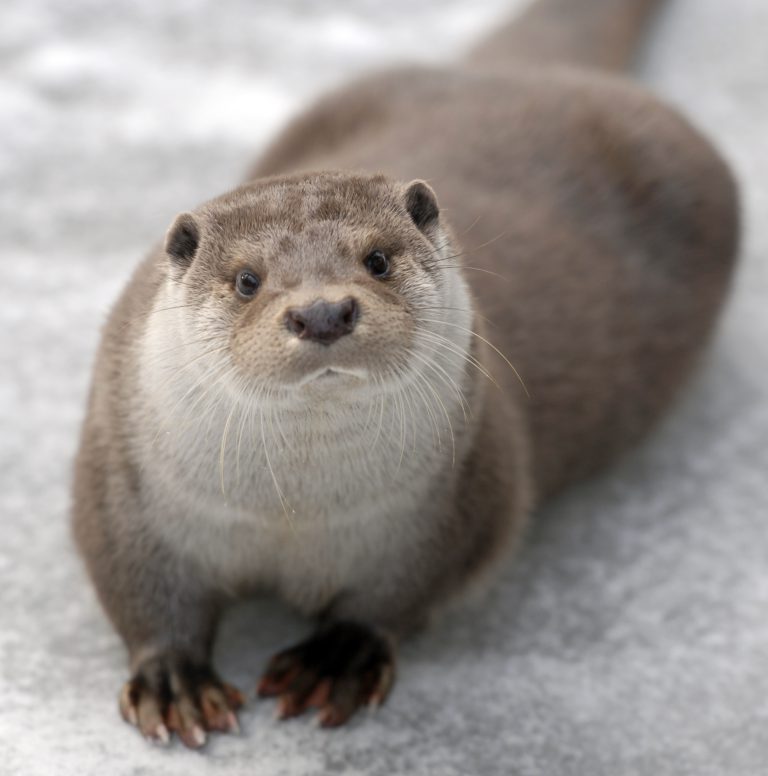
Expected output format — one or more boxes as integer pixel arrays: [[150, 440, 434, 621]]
[[405, 180, 439, 231], [165, 212, 200, 269]]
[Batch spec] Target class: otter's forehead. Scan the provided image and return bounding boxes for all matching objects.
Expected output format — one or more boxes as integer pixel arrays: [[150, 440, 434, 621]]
[[201, 173, 403, 236]]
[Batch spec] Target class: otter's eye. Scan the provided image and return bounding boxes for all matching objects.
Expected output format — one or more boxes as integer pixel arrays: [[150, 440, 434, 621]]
[[364, 250, 390, 279], [236, 270, 261, 298]]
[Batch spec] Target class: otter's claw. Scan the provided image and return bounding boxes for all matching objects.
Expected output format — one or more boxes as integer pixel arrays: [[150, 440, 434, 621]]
[[119, 654, 244, 748]]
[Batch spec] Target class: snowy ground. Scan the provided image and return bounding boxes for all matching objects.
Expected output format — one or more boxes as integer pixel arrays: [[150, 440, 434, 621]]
[[2, 1, 768, 774]]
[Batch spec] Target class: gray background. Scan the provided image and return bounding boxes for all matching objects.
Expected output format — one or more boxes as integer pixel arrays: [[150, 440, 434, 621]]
[[1, 1, 767, 774]]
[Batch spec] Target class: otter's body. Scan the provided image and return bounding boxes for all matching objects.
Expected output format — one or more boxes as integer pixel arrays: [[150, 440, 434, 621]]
[[254, 65, 737, 496], [73, 0, 738, 746]]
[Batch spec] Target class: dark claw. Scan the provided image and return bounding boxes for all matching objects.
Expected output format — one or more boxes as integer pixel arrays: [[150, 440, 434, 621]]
[[258, 621, 396, 727]]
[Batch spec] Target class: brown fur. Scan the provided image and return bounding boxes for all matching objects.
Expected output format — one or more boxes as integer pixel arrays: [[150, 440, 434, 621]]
[[73, 0, 739, 744]]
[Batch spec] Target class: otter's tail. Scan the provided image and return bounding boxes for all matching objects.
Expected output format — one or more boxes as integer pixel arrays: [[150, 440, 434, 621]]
[[468, 0, 667, 72]]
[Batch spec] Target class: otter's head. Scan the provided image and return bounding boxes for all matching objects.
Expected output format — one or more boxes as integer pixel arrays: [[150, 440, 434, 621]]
[[161, 172, 472, 404]]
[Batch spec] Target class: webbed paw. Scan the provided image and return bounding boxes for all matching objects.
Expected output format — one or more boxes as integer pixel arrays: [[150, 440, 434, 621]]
[[258, 621, 395, 727]]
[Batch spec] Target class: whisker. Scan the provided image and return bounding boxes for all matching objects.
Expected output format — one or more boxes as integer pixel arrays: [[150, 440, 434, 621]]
[[400, 360, 442, 451], [415, 317, 529, 397], [459, 212, 484, 237], [145, 334, 226, 360], [234, 380, 253, 490], [149, 358, 234, 447], [414, 328, 501, 391], [144, 342, 229, 378], [260, 400, 296, 535], [150, 303, 199, 315], [410, 305, 495, 327], [421, 228, 509, 264], [413, 366, 456, 467], [218, 397, 239, 499], [433, 265, 510, 282], [396, 379, 408, 469], [407, 347, 470, 423]]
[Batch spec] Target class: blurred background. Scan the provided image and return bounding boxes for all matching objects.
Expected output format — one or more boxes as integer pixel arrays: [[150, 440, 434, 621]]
[[1, 1, 767, 774]]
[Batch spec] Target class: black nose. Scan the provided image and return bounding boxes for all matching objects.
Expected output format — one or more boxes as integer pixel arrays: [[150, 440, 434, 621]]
[[284, 297, 359, 345]]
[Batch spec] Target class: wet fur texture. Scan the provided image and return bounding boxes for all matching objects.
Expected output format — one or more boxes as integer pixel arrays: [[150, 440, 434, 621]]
[[72, 0, 739, 743]]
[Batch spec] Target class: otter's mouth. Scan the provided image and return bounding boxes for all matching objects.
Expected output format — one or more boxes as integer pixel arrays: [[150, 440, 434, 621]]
[[296, 366, 368, 387]]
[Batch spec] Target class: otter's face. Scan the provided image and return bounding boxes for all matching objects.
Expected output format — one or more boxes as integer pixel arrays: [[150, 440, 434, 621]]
[[162, 173, 468, 403]]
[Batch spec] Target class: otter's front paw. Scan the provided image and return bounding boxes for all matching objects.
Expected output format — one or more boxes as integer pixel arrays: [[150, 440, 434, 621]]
[[257, 621, 395, 727], [119, 654, 244, 748]]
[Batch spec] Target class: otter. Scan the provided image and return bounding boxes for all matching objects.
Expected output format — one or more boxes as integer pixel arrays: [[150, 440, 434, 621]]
[[72, 0, 739, 748]]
